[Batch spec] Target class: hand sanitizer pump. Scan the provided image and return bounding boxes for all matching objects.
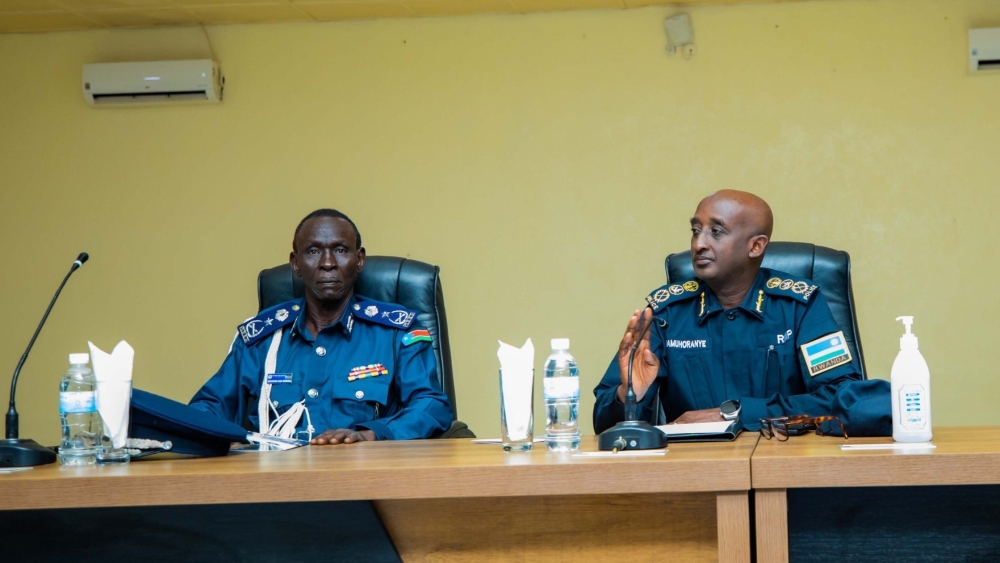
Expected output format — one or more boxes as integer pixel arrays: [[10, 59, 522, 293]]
[[891, 316, 932, 443]]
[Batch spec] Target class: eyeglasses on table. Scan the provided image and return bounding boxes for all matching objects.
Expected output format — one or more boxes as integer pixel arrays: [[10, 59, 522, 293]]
[[758, 414, 848, 441]]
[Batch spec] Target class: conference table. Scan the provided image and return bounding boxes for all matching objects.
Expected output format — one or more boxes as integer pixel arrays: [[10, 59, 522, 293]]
[[752, 425, 1000, 563], [0, 434, 757, 562]]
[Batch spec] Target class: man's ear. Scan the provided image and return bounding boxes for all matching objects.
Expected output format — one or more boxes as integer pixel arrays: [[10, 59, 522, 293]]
[[357, 247, 366, 273], [289, 252, 300, 278], [749, 235, 769, 259]]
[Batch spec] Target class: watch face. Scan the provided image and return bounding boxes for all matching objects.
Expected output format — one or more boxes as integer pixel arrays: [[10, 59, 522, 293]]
[[721, 400, 739, 415]]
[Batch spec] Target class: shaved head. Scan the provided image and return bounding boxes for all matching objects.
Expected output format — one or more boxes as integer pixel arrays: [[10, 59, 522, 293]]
[[689, 189, 773, 290], [698, 190, 773, 240]]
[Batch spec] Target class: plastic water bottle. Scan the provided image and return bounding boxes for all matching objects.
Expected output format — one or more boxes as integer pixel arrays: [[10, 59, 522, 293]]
[[59, 353, 103, 465], [543, 338, 580, 452], [891, 316, 932, 443]]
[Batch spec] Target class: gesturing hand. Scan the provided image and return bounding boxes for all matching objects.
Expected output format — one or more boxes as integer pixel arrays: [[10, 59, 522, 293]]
[[310, 428, 376, 445], [616, 308, 660, 403]]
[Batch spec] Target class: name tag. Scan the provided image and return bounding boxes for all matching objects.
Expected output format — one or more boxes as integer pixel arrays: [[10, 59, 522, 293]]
[[266, 373, 294, 385], [665, 339, 708, 349]]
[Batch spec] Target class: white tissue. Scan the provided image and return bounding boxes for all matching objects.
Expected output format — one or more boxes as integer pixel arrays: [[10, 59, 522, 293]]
[[89, 341, 134, 449], [497, 339, 534, 441]]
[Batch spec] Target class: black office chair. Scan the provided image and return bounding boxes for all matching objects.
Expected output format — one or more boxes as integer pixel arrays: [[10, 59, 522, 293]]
[[665, 242, 867, 378], [257, 256, 475, 439]]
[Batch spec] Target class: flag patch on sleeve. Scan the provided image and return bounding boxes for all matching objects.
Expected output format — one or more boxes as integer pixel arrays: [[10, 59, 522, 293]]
[[402, 329, 432, 346], [800, 331, 852, 376]]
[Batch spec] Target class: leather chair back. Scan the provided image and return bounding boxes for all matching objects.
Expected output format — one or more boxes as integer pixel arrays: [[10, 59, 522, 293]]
[[665, 242, 867, 379], [257, 256, 459, 416]]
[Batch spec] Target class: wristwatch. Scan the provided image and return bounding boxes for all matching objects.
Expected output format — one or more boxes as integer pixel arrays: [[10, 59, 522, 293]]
[[720, 399, 741, 421]]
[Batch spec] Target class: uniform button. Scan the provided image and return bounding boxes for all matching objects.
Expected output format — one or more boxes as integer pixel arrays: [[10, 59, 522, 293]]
[[355, 390, 365, 400], [272, 400, 279, 407], [315, 346, 327, 357], [727, 311, 737, 321], [307, 388, 319, 399]]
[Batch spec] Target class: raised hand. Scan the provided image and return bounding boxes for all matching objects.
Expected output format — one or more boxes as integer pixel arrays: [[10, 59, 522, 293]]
[[616, 308, 659, 403]]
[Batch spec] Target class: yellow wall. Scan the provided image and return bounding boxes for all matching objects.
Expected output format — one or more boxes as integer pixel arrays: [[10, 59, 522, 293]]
[[2, 0, 998, 447]]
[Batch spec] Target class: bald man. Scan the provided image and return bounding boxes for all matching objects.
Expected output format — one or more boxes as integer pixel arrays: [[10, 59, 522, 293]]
[[593, 190, 863, 433]]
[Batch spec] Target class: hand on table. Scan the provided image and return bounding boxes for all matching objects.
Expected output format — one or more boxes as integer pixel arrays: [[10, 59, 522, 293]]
[[310, 428, 376, 445]]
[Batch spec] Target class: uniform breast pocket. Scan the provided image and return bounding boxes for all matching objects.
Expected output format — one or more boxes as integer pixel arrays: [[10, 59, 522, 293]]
[[267, 381, 304, 416], [756, 332, 801, 396], [333, 377, 391, 422]]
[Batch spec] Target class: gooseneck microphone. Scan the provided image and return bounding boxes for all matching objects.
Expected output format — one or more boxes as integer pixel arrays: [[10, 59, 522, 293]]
[[598, 306, 669, 452], [622, 309, 654, 423], [1, 252, 89, 467]]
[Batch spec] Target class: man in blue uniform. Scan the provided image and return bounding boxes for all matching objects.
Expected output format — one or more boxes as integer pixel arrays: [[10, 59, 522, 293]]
[[190, 209, 452, 445], [593, 190, 863, 432]]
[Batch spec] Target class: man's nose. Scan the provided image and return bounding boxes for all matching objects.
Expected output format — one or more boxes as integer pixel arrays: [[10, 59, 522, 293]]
[[692, 232, 709, 253], [319, 249, 337, 269]]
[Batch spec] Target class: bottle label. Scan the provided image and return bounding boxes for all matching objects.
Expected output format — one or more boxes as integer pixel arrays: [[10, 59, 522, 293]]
[[898, 384, 927, 429], [60, 391, 97, 414], [544, 376, 579, 399]]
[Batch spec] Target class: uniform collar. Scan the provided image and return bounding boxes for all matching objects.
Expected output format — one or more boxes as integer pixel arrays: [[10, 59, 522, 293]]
[[291, 294, 357, 342], [696, 269, 766, 324]]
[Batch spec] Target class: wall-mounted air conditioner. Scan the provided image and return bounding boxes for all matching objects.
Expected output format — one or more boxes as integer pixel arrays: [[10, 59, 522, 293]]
[[970, 28, 1000, 73], [83, 60, 223, 106]]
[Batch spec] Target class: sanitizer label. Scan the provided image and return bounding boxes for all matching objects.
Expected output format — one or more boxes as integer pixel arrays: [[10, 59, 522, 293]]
[[59, 391, 97, 414], [544, 376, 580, 399], [898, 384, 927, 429]]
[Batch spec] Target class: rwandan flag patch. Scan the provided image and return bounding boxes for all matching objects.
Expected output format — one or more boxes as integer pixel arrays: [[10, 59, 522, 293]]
[[402, 329, 433, 347], [800, 331, 852, 376]]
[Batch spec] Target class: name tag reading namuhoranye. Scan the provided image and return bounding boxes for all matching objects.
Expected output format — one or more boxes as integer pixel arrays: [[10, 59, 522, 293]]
[[800, 331, 852, 376], [266, 373, 294, 385]]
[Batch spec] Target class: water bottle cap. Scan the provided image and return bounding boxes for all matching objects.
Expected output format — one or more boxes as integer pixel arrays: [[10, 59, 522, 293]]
[[551, 338, 570, 351], [69, 353, 89, 365]]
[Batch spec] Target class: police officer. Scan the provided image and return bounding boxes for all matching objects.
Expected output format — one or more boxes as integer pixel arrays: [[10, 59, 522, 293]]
[[593, 190, 863, 432], [190, 209, 452, 445]]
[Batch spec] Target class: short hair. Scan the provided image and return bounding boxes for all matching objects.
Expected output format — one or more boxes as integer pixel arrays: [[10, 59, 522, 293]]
[[292, 209, 362, 251]]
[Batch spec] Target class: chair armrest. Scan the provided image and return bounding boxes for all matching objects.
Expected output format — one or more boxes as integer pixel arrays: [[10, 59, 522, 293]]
[[437, 420, 476, 439]]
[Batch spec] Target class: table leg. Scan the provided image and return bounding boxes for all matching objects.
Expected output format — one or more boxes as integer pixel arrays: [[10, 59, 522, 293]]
[[755, 488, 788, 563], [716, 491, 750, 563]]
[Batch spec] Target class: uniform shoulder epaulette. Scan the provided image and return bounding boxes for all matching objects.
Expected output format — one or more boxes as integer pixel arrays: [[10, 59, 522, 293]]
[[238, 300, 302, 346], [762, 271, 820, 303], [645, 280, 703, 312], [352, 296, 419, 330]]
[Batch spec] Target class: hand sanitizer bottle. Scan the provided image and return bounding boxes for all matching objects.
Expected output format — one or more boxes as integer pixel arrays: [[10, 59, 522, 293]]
[[891, 316, 932, 443]]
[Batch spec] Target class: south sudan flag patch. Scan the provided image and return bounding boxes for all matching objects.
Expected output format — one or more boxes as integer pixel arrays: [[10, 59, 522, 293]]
[[800, 331, 852, 376], [402, 329, 432, 346]]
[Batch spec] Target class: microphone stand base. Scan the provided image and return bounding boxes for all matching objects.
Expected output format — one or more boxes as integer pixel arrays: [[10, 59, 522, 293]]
[[0, 438, 57, 468], [598, 420, 668, 451]]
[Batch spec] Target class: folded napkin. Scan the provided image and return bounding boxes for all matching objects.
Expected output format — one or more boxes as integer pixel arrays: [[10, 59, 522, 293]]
[[89, 341, 134, 449], [498, 339, 534, 441]]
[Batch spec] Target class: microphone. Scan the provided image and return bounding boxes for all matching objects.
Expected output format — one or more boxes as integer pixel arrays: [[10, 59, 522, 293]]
[[623, 309, 654, 422], [1, 252, 89, 467], [73, 252, 89, 269], [598, 306, 669, 452]]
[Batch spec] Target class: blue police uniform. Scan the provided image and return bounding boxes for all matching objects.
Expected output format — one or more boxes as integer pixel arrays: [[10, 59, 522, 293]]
[[190, 294, 453, 441], [593, 268, 863, 433]]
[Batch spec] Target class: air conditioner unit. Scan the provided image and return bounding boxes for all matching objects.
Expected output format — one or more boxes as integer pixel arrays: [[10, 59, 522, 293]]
[[83, 60, 223, 106], [969, 28, 1000, 73]]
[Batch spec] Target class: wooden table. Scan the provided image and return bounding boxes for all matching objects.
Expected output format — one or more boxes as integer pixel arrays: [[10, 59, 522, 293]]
[[751, 426, 1000, 563], [1, 434, 757, 562]]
